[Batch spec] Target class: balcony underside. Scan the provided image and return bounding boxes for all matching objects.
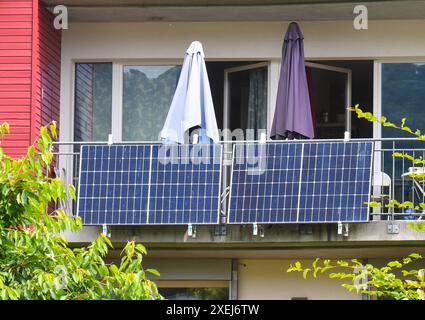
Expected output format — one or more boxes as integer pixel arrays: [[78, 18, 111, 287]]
[[42, 0, 425, 22], [64, 221, 425, 258], [40, 0, 413, 5]]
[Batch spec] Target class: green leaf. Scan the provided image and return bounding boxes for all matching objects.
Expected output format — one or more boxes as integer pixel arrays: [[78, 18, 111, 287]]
[[351, 259, 362, 265], [312, 258, 320, 269], [387, 261, 403, 268], [365, 201, 380, 208], [409, 253, 422, 259], [403, 126, 414, 134], [337, 260, 349, 267], [68, 184, 76, 200], [98, 265, 109, 277], [136, 244, 147, 254], [110, 265, 119, 275], [383, 122, 397, 128], [146, 269, 160, 277], [400, 201, 414, 208], [49, 121, 57, 139]]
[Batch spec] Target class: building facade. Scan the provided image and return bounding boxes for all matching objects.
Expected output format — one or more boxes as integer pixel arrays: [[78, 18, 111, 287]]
[[2, 0, 425, 299]]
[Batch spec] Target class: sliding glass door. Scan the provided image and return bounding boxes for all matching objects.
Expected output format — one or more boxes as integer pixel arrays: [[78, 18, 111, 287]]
[[380, 62, 425, 206], [223, 62, 268, 141], [305, 62, 352, 139]]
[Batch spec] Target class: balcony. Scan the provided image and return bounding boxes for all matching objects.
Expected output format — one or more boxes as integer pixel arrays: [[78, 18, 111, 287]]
[[52, 137, 425, 249], [53, 137, 425, 221]]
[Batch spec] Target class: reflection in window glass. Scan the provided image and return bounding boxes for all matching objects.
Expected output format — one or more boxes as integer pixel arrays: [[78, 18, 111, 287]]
[[122, 65, 182, 141], [159, 287, 229, 300], [382, 63, 425, 140], [74, 63, 112, 141], [382, 63, 425, 209]]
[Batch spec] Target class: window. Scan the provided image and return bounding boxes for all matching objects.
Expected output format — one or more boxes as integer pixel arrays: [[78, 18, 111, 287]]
[[306, 60, 374, 139], [382, 63, 425, 141], [74, 63, 112, 141], [156, 281, 229, 300], [73, 63, 181, 142], [144, 259, 232, 300], [225, 64, 268, 139]]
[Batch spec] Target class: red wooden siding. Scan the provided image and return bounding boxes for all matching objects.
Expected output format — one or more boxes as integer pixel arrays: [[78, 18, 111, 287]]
[[0, 0, 61, 158], [0, 0, 33, 157], [36, 2, 61, 137]]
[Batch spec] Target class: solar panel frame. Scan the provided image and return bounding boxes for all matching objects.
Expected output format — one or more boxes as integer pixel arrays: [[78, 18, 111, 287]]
[[77, 144, 223, 226], [227, 141, 374, 224]]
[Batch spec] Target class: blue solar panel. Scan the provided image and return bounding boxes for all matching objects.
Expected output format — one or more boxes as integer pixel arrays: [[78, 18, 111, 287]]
[[77, 144, 222, 225], [228, 142, 373, 224], [148, 144, 222, 224]]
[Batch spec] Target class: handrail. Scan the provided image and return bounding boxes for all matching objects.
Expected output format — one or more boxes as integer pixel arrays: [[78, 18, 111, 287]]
[[53, 137, 422, 146]]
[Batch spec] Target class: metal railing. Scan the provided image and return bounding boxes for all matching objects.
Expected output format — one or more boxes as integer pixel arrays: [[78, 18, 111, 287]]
[[52, 137, 425, 222]]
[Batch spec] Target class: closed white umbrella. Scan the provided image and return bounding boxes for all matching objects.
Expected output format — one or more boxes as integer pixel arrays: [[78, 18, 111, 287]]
[[160, 41, 219, 144]]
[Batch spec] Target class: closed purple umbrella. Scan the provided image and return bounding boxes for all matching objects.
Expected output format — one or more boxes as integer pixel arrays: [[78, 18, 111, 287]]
[[271, 22, 314, 140]]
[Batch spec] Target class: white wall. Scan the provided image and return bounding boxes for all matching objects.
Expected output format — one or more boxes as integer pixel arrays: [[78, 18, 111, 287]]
[[238, 259, 361, 300], [61, 20, 425, 61]]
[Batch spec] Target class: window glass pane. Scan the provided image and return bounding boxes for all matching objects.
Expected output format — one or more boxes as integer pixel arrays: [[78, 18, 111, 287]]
[[159, 287, 229, 300], [382, 63, 425, 141], [122, 65, 182, 141], [382, 63, 425, 211], [74, 63, 112, 141]]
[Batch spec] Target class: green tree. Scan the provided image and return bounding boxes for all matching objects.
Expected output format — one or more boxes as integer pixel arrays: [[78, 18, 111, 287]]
[[0, 122, 162, 300], [287, 105, 425, 300], [288, 255, 425, 300]]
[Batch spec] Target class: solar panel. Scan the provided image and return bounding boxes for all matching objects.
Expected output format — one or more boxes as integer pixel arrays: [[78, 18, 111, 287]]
[[148, 144, 222, 224], [227, 142, 373, 224], [77, 144, 222, 225]]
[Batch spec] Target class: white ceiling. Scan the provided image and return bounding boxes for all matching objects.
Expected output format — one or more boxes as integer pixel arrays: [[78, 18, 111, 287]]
[[42, 0, 425, 22]]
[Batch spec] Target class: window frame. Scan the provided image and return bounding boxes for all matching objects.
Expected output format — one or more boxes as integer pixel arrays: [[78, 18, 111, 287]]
[[114, 60, 183, 142], [373, 59, 425, 172], [374, 58, 425, 138], [304, 61, 352, 137], [223, 61, 270, 141], [70, 60, 182, 143], [156, 280, 230, 300]]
